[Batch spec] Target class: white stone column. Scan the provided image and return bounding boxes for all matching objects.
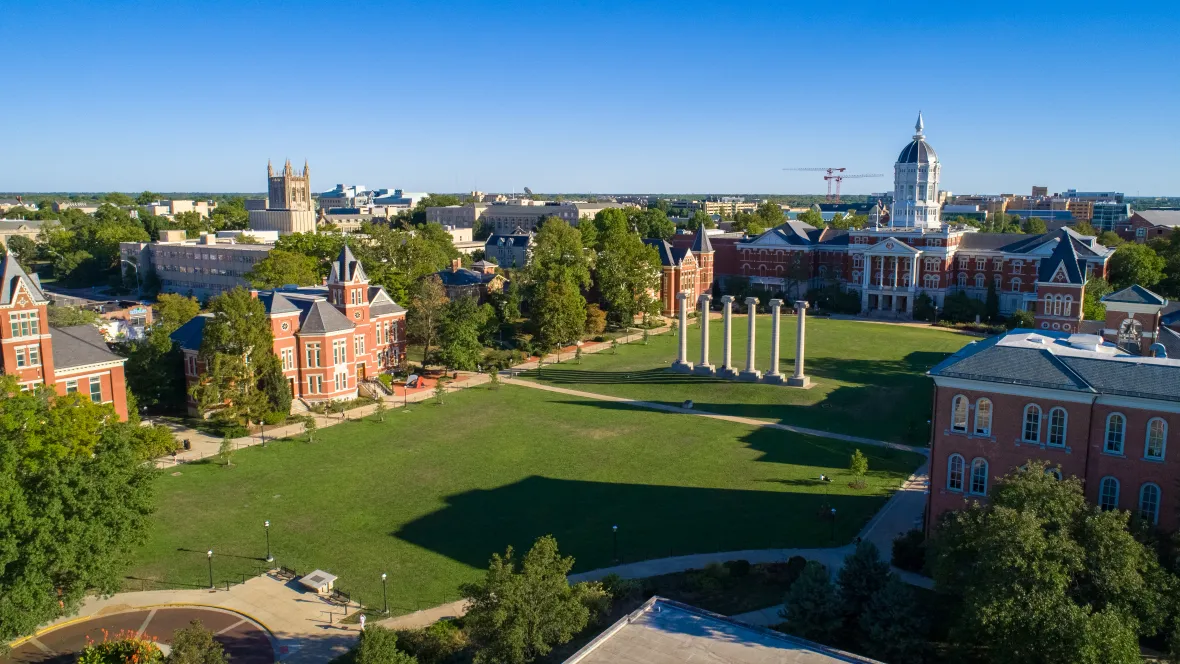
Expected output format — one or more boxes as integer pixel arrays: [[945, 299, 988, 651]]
[[764, 299, 784, 384], [671, 292, 694, 373], [788, 300, 812, 388], [719, 295, 738, 378], [739, 297, 762, 381], [694, 294, 714, 375]]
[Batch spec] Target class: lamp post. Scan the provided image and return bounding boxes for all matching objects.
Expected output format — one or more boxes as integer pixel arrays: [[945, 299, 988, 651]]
[[264, 520, 273, 563], [381, 573, 388, 614], [207, 549, 214, 589], [612, 525, 619, 564], [120, 259, 141, 299], [829, 508, 837, 544]]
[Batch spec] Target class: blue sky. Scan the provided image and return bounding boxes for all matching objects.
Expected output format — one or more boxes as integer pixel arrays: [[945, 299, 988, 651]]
[[3, 1, 1178, 195]]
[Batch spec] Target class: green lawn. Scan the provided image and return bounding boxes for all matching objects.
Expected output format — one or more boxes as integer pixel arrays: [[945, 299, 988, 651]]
[[524, 317, 973, 444], [128, 384, 922, 615]]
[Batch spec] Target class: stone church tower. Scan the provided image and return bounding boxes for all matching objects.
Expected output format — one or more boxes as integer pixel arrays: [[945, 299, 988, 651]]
[[267, 159, 312, 211]]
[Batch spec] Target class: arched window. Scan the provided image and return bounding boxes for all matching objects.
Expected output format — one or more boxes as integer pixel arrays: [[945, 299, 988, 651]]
[[1105, 413, 1126, 454], [1048, 407, 1067, 447], [974, 398, 992, 436], [1046, 467, 1062, 480], [1139, 483, 1161, 525], [853, 255, 863, 268], [818, 265, 828, 278], [1146, 418, 1167, 460], [970, 458, 988, 495], [902, 272, 911, 287], [924, 258, 938, 272], [947, 454, 964, 491], [1023, 404, 1041, 443], [994, 274, 1002, 288], [741, 263, 750, 275], [957, 273, 967, 288], [1099, 477, 1120, 511], [1063, 295, 1073, 317], [924, 274, 939, 289], [974, 274, 985, 289], [852, 270, 861, 283], [951, 395, 968, 432], [1011, 278, 1022, 292]]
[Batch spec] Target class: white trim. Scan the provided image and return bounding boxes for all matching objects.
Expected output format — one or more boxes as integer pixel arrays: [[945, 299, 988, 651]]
[[54, 359, 126, 375], [1096, 393, 1180, 415], [931, 376, 1096, 404]]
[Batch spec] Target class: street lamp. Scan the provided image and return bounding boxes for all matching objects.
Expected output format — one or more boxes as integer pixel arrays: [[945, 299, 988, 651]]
[[829, 508, 837, 544], [612, 525, 619, 564], [264, 521, 273, 563], [207, 549, 214, 589], [381, 573, 388, 614], [120, 259, 141, 299]]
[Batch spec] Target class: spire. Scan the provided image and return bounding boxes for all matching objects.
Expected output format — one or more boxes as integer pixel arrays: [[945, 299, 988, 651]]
[[690, 223, 714, 253], [284, 159, 293, 175], [268, 159, 274, 177], [914, 111, 925, 138], [303, 159, 309, 178]]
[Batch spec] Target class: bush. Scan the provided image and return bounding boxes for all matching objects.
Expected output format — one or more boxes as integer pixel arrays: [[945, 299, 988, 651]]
[[378, 374, 394, 389], [1006, 309, 1035, 330], [778, 561, 841, 643], [940, 290, 984, 323], [168, 620, 228, 664], [807, 285, 860, 315], [912, 292, 936, 322], [261, 410, 286, 426], [584, 304, 607, 336], [785, 555, 808, 586], [77, 633, 164, 664], [355, 625, 416, 664], [573, 581, 613, 624], [836, 541, 890, 626], [724, 559, 751, 578], [600, 573, 643, 603], [396, 620, 466, 664], [891, 528, 926, 573]]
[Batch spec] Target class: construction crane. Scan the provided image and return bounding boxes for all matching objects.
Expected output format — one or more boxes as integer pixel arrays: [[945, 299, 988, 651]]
[[783, 168, 884, 203]]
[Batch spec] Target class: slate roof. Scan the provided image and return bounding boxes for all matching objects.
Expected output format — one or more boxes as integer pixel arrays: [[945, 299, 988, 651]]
[[369, 287, 405, 316], [643, 238, 693, 267], [0, 251, 48, 305], [1103, 285, 1168, 306], [298, 300, 354, 334], [956, 228, 1110, 258], [690, 225, 713, 253], [170, 314, 210, 351], [436, 267, 498, 287], [897, 137, 937, 164], [930, 330, 1180, 402], [1036, 234, 1085, 284], [1135, 210, 1180, 228], [329, 245, 367, 283], [258, 291, 300, 314], [485, 232, 531, 248], [51, 324, 124, 369], [1157, 327, 1180, 360]]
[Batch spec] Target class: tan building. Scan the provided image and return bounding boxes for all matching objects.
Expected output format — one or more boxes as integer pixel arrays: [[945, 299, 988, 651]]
[[248, 159, 317, 234], [52, 201, 100, 214], [143, 200, 214, 218], [121, 230, 273, 301], [1031, 185, 1049, 197], [426, 204, 489, 229], [0, 220, 44, 248], [701, 198, 760, 216]]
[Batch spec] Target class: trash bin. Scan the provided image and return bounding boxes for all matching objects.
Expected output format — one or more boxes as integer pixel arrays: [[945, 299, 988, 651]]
[[183, 439, 192, 450]]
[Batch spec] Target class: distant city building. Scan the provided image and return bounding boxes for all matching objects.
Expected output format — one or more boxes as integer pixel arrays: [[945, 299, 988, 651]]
[[1063, 189, 1124, 203], [52, 201, 100, 214], [1031, 185, 1049, 197], [0, 198, 35, 213], [0, 219, 44, 248], [243, 198, 268, 211], [1128, 210, 1180, 243], [317, 184, 372, 210], [1092, 202, 1132, 232], [372, 189, 428, 209], [480, 201, 632, 234], [483, 226, 532, 269], [120, 230, 273, 301], [427, 204, 488, 229], [248, 159, 317, 234], [143, 200, 214, 218], [890, 112, 942, 228]]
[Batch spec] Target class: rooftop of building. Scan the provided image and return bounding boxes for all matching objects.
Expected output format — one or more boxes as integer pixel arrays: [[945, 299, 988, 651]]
[[564, 597, 881, 664], [1135, 209, 1180, 228], [51, 324, 125, 370]]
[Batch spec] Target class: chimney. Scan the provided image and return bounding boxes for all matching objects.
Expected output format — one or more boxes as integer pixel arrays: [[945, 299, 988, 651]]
[[450, 258, 461, 273]]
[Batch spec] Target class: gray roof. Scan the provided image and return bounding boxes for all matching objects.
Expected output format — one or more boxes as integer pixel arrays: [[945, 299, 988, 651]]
[[643, 238, 691, 267], [1103, 285, 1167, 306], [368, 286, 405, 316], [897, 137, 937, 164], [329, 245, 368, 283], [1134, 210, 1180, 228], [298, 300, 355, 335], [690, 225, 713, 253], [485, 232, 531, 249], [51, 324, 124, 369], [258, 291, 301, 314], [0, 219, 43, 229], [170, 314, 210, 351], [565, 597, 880, 664], [0, 252, 48, 305], [1037, 234, 1085, 284], [436, 266, 498, 287], [1157, 326, 1180, 359]]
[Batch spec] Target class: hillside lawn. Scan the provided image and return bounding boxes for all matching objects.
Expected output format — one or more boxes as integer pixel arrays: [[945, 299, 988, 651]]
[[522, 316, 974, 444], [128, 384, 923, 616]]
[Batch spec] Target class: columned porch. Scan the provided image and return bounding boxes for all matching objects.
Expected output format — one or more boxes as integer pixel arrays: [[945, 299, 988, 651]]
[[857, 238, 922, 319]]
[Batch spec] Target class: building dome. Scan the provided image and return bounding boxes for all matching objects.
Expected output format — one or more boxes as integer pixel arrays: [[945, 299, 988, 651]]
[[897, 112, 937, 163]]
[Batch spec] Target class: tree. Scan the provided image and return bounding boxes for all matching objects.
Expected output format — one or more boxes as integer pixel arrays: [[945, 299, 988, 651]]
[[274, 232, 347, 279], [985, 282, 1000, 322], [219, 437, 234, 466], [167, 620, 228, 664], [629, 208, 675, 240], [1083, 278, 1112, 321], [929, 461, 1168, 664], [461, 535, 590, 664], [437, 296, 486, 370], [0, 378, 155, 641], [526, 220, 590, 348], [913, 292, 936, 322], [407, 275, 449, 365], [102, 192, 135, 206], [1074, 221, 1099, 236], [136, 191, 159, 206], [594, 215, 661, 328], [797, 208, 825, 226], [246, 250, 320, 288], [836, 541, 889, 624], [584, 304, 606, 336], [684, 210, 715, 231], [154, 293, 201, 332], [190, 288, 283, 425], [778, 561, 841, 644], [302, 414, 318, 443], [1007, 309, 1035, 329], [355, 625, 417, 664], [1096, 231, 1123, 248], [1023, 217, 1048, 234], [828, 212, 869, 231], [849, 449, 869, 489], [6, 235, 37, 269], [434, 379, 446, 405], [755, 201, 785, 227], [858, 577, 929, 662], [47, 304, 101, 327], [1108, 243, 1165, 289]]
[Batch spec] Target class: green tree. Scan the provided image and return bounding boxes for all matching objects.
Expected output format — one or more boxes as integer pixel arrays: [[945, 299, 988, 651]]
[[274, 232, 347, 279], [0, 378, 155, 641], [594, 215, 661, 328], [461, 535, 589, 664], [629, 207, 675, 240], [209, 198, 249, 231], [684, 210, 715, 231], [779, 561, 841, 644], [828, 213, 869, 231], [526, 220, 590, 348], [796, 208, 825, 226], [154, 293, 201, 332], [167, 620, 228, 664], [5, 235, 37, 270], [1097, 231, 1124, 248], [912, 292, 936, 322], [1007, 308, 1036, 329], [1108, 243, 1165, 289], [102, 192, 135, 206], [584, 304, 606, 336], [985, 282, 1000, 322], [756, 201, 785, 227], [836, 541, 889, 624], [246, 250, 320, 288], [1023, 217, 1048, 234], [136, 191, 159, 206], [1083, 278, 1112, 321], [1074, 221, 1099, 236], [437, 296, 486, 370], [355, 625, 417, 664], [407, 275, 449, 365], [190, 288, 282, 425], [858, 577, 929, 662], [47, 304, 101, 327], [849, 449, 869, 489]]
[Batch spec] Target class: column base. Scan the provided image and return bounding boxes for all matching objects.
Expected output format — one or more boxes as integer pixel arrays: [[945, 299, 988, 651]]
[[738, 370, 763, 382], [787, 375, 813, 388], [717, 366, 740, 379], [693, 364, 715, 376], [763, 373, 786, 385], [671, 360, 695, 373]]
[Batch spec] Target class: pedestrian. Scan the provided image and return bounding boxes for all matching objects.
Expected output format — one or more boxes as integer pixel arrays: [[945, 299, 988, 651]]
[[359, 614, 366, 631]]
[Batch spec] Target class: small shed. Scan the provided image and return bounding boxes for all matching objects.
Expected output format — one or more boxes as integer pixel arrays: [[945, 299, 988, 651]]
[[298, 570, 338, 595]]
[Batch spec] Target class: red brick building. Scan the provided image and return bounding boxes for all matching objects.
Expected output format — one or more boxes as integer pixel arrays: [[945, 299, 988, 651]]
[[927, 282, 1180, 531], [645, 226, 714, 316], [1127, 210, 1180, 243], [172, 246, 407, 413], [0, 253, 130, 419]]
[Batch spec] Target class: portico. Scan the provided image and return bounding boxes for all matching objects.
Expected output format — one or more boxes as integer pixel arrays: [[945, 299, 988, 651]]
[[858, 237, 922, 318]]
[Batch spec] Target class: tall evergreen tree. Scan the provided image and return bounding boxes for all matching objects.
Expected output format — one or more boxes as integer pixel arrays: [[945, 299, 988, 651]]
[[779, 561, 841, 644]]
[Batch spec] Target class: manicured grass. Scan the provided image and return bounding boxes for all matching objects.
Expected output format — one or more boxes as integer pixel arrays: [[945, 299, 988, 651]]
[[128, 384, 922, 615], [523, 316, 973, 444]]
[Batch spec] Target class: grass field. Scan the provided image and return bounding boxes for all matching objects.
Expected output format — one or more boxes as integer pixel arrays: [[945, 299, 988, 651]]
[[522, 317, 973, 444], [128, 384, 923, 615]]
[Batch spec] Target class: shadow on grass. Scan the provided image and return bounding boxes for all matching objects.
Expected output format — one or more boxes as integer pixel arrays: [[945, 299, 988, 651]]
[[392, 476, 890, 575]]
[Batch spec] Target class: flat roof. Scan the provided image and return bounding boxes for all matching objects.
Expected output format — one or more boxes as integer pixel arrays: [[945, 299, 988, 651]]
[[564, 597, 881, 664]]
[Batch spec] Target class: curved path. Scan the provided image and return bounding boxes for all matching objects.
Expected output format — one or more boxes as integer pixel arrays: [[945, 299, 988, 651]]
[[3, 607, 273, 664]]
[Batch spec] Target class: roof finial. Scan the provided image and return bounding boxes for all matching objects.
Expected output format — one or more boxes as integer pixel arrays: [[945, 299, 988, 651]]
[[915, 111, 925, 137]]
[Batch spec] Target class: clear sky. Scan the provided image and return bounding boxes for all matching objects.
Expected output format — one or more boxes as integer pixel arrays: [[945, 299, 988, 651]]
[[3, 1, 1178, 196]]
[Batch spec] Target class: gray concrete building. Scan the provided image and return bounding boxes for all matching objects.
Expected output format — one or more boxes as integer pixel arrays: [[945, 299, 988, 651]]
[[483, 226, 532, 268], [120, 230, 273, 301]]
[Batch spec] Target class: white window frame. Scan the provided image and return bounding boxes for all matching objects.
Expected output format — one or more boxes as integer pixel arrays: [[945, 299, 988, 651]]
[[1023, 404, 1041, 443], [1145, 417, 1167, 461], [974, 398, 992, 436], [1105, 413, 1126, 455], [951, 395, 968, 432], [1048, 407, 1067, 447], [1099, 476, 1120, 511], [947, 454, 964, 491], [89, 376, 102, 403]]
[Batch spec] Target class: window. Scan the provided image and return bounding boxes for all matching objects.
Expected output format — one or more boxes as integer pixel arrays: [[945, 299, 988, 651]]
[[185, 355, 198, 375], [1048, 407, 1067, 447], [65, 379, 78, 394], [1139, 483, 1161, 525], [306, 343, 321, 367], [969, 458, 988, 495], [308, 375, 322, 394], [281, 348, 294, 371], [924, 258, 938, 272], [957, 274, 967, 288], [1063, 296, 1073, 317], [350, 289, 359, 305], [993, 258, 1003, 270], [1146, 418, 1167, 460], [923, 274, 939, 289], [334, 372, 346, 391], [89, 376, 102, 403], [1105, 413, 1126, 454], [1023, 404, 1041, 443], [9, 311, 40, 337], [974, 274, 985, 289], [1046, 467, 1062, 480], [15, 347, 25, 368], [974, 398, 992, 436], [975, 257, 986, 270], [951, 395, 968, 432], [333, 339, 347, 364], [958, 257, 967, 269], [947, 454, 964, 491], [1011, 278, 1022, 292], [355, 334, 365, 356], [1099, 477, 1120, 511], [1012, 259, 1024, 272], [993, 274, 1002, 288]]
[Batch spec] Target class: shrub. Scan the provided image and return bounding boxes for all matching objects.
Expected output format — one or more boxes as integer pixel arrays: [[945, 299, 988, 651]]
[[1006, 308, 1035, 330], [891, 528, 926, 573], [261, 410, 286, 426], [940, 290, 984, 323], [807, 285, 860, 315], [378, 374, 394, 389], [77, 632, 164, 664], [859, 577, 929, 662], [785, 556, 808, 586], [836, 541, 890, 626], [355, 625, 416, 664], [913, 292, 936, 322], [168, 620, 228, 664], [396, 620, 466, 664], [573, 581, 612, 624], [778, 561, 841, 643], [584, 304, 607, 336], [724, 559, 751, 578], [600, 573, 642, 603]]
